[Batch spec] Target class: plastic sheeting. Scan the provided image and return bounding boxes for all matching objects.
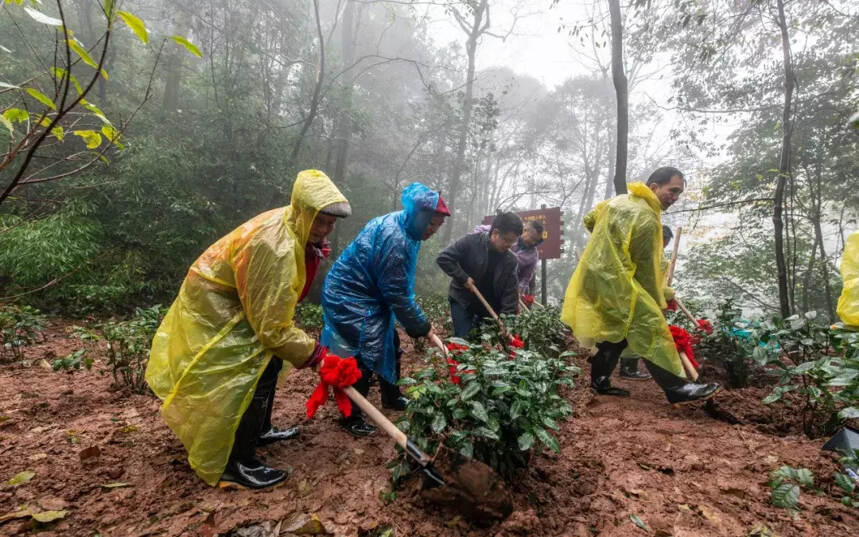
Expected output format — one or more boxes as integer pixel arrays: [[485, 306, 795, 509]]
[[561, 182, 683, 376], [145, 169, 348, 485], [321, 182, 439, 383], [837, 231, 859, 326]]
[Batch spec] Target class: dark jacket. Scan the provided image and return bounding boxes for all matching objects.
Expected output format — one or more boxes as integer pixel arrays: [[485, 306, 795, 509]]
[[437, 232, 519, 315]]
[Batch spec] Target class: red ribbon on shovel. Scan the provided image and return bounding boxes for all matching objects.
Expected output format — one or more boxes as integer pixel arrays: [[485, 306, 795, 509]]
[[306, 352, 362, 418]]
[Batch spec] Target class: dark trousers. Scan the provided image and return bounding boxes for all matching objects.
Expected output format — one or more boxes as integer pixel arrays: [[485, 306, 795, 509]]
[[349, 332, 403, 420], [231, 357, 282, 461], [449, 298, 486, 340], [591, 339, 688, 392]]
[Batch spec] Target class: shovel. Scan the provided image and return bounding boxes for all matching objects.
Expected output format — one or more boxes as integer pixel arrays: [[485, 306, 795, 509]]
[[342, 385, 513, 522]]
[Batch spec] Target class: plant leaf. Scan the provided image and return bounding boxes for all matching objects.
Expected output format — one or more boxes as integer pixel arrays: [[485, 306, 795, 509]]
[[4, 108, 29, 123], [8, 470, 35, 486], [0, 113, 12, 136], [535, 427, 561, 453], [117, 11, 148, 44], [469, 401, 488, 422], [67, 38, 98, 70], [100, 482, 131, 489], [170, 35, 202, 58], [72, 129, 102, 149], [517, 431, 534, 451], [24, 7, 62, 26], [629, 514, 649, 532], [460, 382, 480, 401], [25, 88, 56, 110], [770, 482, 800, 509], [431, 412, 446, 434]]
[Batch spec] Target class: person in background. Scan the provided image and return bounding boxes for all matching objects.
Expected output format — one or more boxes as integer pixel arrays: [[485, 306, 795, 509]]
[[146, 170, 350, 490], [561, 167, 720, 406], [437, 211, 523, 339], [513, 220, 543, 307], [619, 224, 674, 380], [321, 182, 449, 437]]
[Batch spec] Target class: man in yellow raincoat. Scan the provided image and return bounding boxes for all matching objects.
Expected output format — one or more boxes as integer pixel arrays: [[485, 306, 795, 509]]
[[146, 170, 350, 490], [561, 167, 720, 405], [837, 230, 859, 327]]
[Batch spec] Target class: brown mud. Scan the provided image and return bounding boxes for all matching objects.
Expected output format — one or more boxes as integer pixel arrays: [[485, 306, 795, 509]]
[[1, 320, 857, 536]]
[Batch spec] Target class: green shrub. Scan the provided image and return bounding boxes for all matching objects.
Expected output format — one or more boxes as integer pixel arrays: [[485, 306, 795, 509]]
[[498, 305, 571, 358], [296, 302, 324, 331], [768, 465, 815, 511], [395, 337, 580, 480], [694, 299, 758, 387], [0, 304, 46, 361]]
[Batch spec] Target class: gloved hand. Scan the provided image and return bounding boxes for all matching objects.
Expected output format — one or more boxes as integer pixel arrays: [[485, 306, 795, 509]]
[[302, 342, 327, 369], [663, 286, 676, 302]]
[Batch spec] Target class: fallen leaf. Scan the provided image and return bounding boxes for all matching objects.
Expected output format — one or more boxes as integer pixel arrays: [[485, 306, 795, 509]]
[[31, 509, 67, 523], [119, 425, 138, 434], [630, 514, 650, 532], [0, 415, 10, 423], [100, 482, 131, 489], [8, 470, 35, 486], [40, 359, 52, 370], [0, 508, 33, 523], [445, 516, 461, 528], [28, 453, 47, 461]]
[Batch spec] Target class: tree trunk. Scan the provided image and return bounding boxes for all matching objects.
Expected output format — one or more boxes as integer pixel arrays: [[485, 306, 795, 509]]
[[289, 0, 325, 164], [332, 0, 356, 187], [773, 0, 795, 318], [443, 0, 488, 243], [608, 0, 628, 196]]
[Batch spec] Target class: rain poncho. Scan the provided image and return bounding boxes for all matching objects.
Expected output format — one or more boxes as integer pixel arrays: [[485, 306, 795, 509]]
[[321, 183, 440, 383], [561, 182, 684, 376], [145, 170, 348, 486], [837, 231, 859, 326]]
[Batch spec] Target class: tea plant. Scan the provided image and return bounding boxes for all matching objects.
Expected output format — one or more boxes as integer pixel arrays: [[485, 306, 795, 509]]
[[52, 349, 94, 372], [395, 338, 580, 480], [833, 450, 859, 509], [768, 465, 815, 511], [693, 299, 758, 387], [0, 304, 46, 361], [492, 306, 571, 358]]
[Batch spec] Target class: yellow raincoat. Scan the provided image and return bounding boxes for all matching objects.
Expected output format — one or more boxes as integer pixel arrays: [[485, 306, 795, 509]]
[[561, 182, 684, 376], [837, 231, 859, 326], [145, 170, 348, 486]]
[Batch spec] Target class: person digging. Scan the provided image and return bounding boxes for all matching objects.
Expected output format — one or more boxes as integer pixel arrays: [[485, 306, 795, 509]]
[[320, 182, 449, 437], [561, 167, 720, 405], [619, 224, 676, 381], [145, 169, 350, 490]]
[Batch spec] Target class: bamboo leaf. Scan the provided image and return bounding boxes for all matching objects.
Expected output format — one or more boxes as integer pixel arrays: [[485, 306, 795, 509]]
[[67, 38, 98, 70], [117, 11, 148, 44], [0, 113, 12, 136], [170, 35, 202, 58], [32, 510, 67, 523], [8, 470, 35, 486], [25, 88, 56, 110], [24, 7, 62, 26]]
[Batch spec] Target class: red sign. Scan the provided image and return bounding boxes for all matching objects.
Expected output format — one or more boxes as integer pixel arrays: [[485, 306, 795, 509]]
[[482, 207, 564, 259]]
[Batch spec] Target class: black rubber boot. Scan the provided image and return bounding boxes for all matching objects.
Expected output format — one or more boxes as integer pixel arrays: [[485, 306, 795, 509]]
[[380, 345, 408, 410], [619, 358, 652, 380], [340, 361, 377, 437], [643, 361, 721, 405], [220, 361, 288, 490], [258, 359, 300, 446], [590, 341, 630, 397]]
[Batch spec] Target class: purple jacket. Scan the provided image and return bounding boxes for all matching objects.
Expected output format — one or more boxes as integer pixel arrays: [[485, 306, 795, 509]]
[[472, 225, 540, 294]]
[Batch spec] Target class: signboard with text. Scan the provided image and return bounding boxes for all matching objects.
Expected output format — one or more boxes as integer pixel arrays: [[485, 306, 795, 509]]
[[482, 206, 564, 259]]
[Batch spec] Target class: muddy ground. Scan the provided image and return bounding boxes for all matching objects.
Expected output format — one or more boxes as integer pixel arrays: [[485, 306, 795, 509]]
[[1, 319, 857, 536]]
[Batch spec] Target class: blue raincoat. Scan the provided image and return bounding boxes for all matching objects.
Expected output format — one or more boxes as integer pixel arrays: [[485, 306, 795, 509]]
[[321, 183, 440, 382]]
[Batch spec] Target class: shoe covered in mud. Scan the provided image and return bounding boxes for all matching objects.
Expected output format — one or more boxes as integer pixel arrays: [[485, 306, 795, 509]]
[[381, 394, 409, 411], [258, 425, 300, 446], [341, 415, 377, 437], [590, 376, 630, 397], [219, 457, 287, 490], [666, 382, 721, 405], [619, 359, 651, 381]]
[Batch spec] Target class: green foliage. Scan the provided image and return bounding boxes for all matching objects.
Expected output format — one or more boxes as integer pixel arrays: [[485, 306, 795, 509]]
[[0, 304, 46, 361], [498, 306, 571, 358], [396, 338, 580, 479], [833, 450, 859, 509], [415, 294, 449, 327], [768, 465, 815, 510], [693, 299, 758, 387], [296, 302, 324, 331], [52, 348, 93, 372]]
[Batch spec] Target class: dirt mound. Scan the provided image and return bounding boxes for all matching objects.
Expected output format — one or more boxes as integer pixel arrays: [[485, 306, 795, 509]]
[[1, 320, 856, 536]]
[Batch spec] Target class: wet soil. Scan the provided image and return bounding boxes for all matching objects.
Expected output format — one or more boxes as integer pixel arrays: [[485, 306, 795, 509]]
[[1, 320, 857, 536]]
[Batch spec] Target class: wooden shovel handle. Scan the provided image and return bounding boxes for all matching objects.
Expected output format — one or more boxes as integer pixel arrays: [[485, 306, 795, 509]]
[[468, 282, 509, 341], [679, 351, 699, 381], [343, 386, 406, 448], [429, 332, 448, 358], [666, 226, 682, 286], [675, 297, 698, 326]]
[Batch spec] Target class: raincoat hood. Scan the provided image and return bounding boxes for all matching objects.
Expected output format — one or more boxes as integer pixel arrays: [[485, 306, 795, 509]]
[[628, 181, 663, 213], [400, 182, 445, 241], [286, 169, 349, 246]]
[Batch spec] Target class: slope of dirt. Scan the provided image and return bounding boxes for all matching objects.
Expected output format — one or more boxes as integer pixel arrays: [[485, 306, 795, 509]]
[[1, 320, 857, 536]]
